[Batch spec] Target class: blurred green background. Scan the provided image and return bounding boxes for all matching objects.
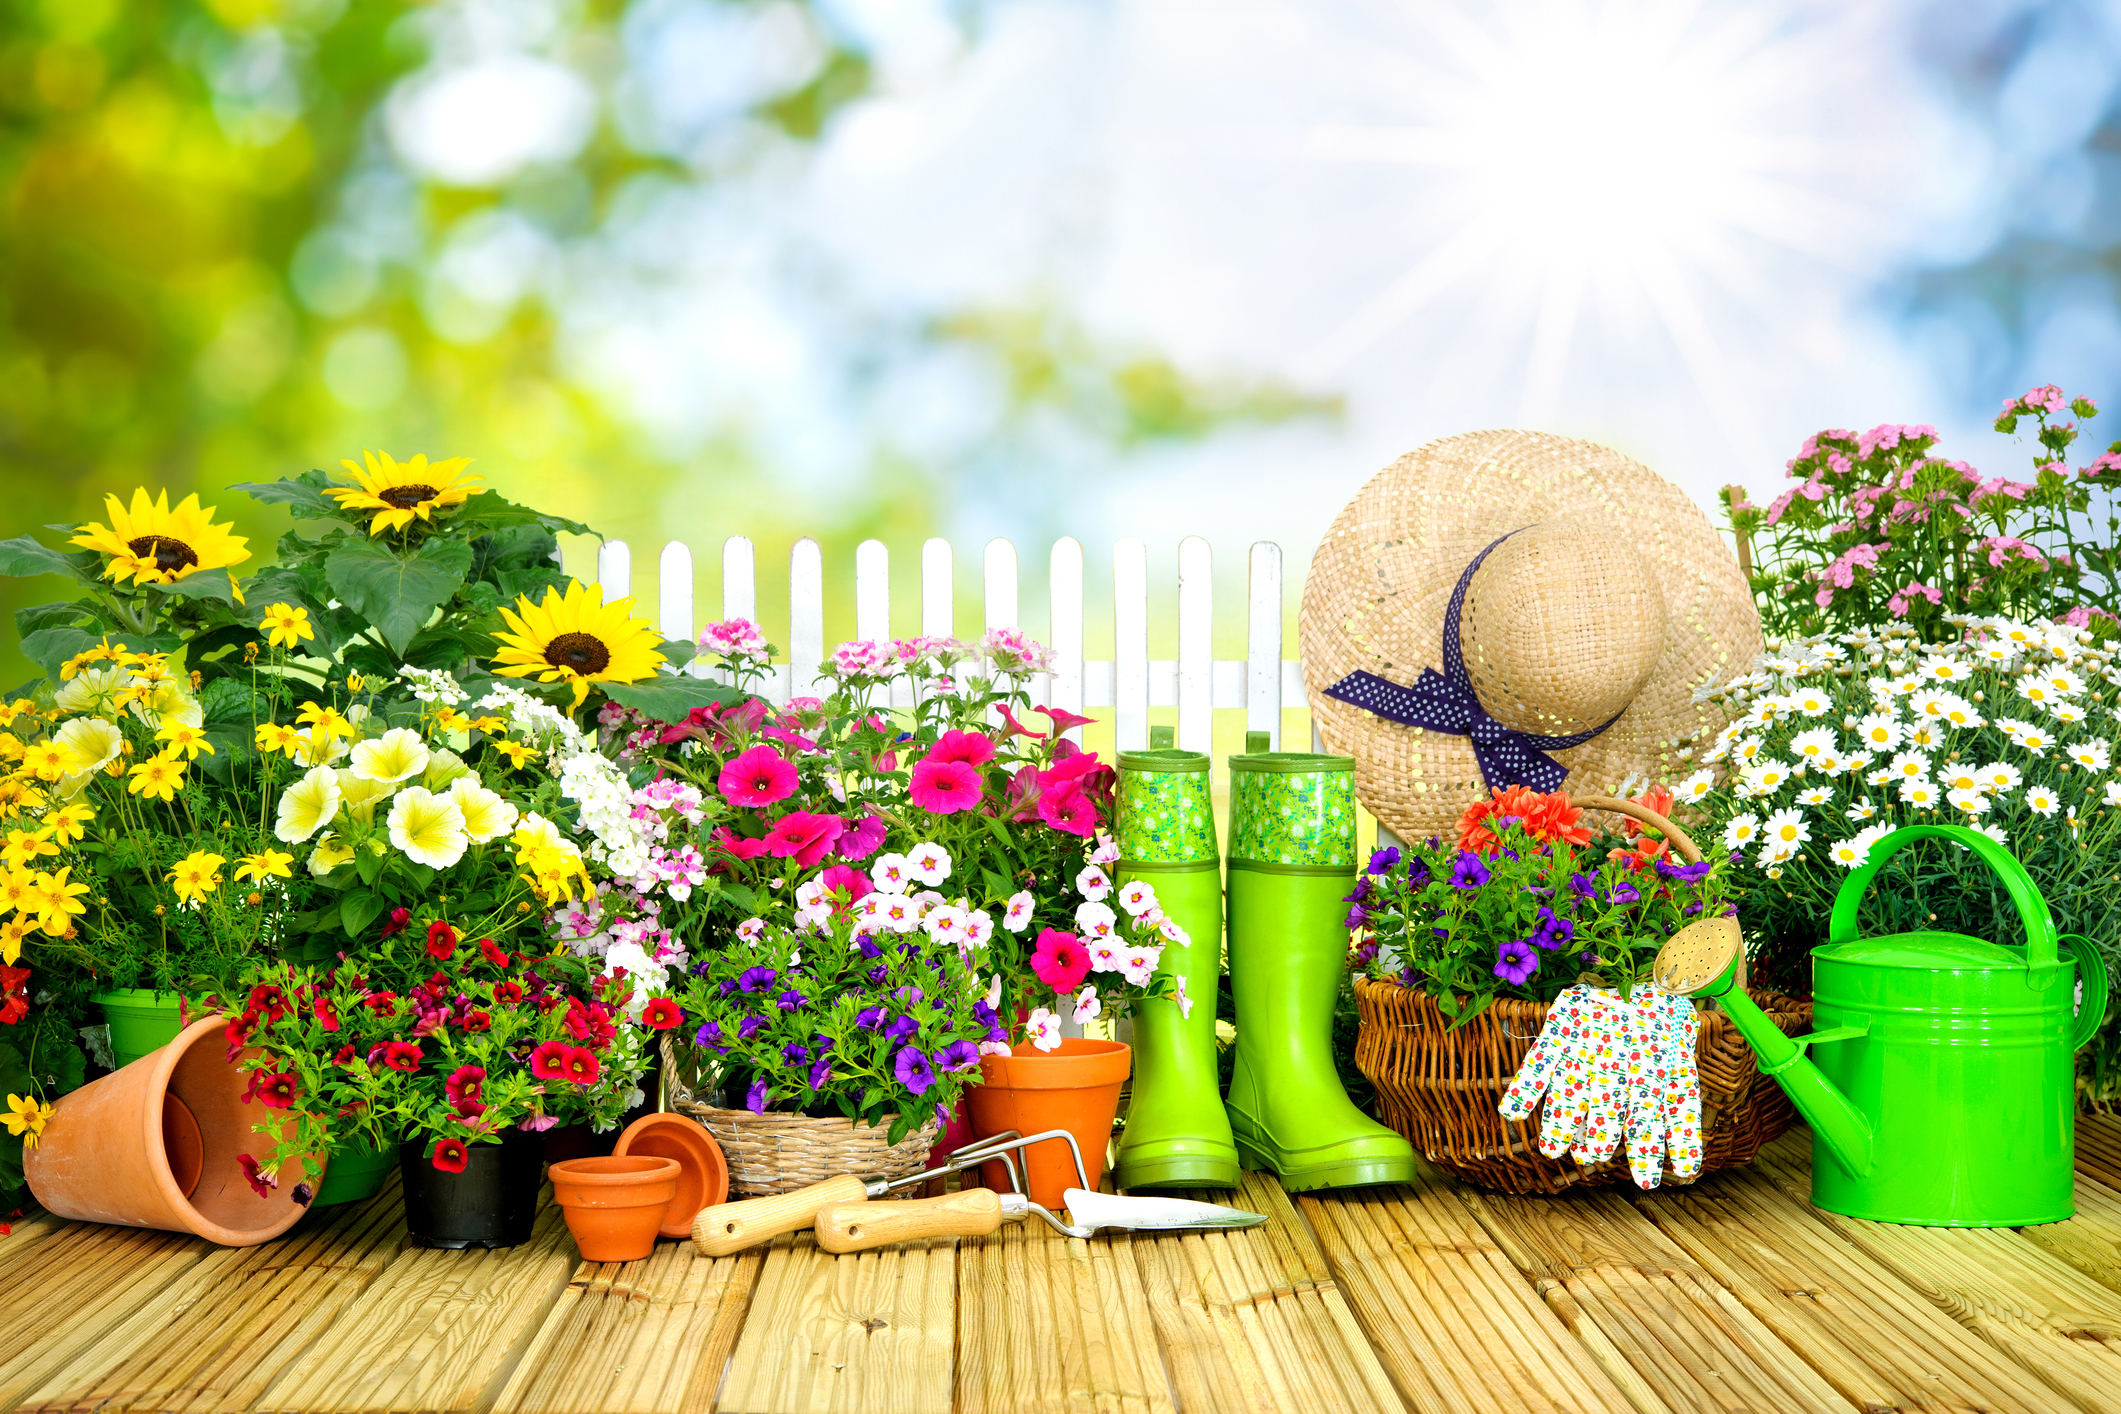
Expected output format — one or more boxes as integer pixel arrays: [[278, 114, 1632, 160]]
[[0, 0, 1327, 690]]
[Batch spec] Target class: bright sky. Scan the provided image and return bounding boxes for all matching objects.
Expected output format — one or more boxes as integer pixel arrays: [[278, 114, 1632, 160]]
[[374, 0, 2116, 602]]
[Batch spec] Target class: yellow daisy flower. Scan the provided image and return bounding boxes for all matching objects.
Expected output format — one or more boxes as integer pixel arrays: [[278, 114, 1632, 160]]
[[0, 828, 57, 869], [19, 740, 81, 782], [255, 722, 303, 755], [32, 866, 88, 932], [0, 780, 46, 820], [49, 803, 93, 845], [155, 721, 215, 760], [488, 738, 539, 769], [434, 707, 473, 732], [59, 639, 132, 681], [232, 849, 295, 885], [1, 1094, 53, 1150], [489, 580, 667, 709], [69, 488, 250, 587], [127, 751, 187, 802], [466, 715, 506, 734], [0, 868, 37, 915], [0, 916, 35, 964], [294, 702, 352, 741], [259, 602, 315, 650], [166, 851, 226, 904], [325, 451, 484, 536]]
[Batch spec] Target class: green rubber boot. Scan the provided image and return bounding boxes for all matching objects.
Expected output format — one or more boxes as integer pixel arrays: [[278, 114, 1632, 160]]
[[1112, 744, 1240, 1190], [1224, 744, 1415, 1192]]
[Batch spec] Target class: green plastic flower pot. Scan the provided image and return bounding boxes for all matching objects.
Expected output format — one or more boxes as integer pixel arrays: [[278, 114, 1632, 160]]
[[95, 990, 187, 1070], [313, 1137, 396, 1207]]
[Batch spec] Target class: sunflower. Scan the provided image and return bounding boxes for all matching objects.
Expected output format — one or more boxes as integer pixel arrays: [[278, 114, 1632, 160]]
[[490, 580, 666, 709], [325, 452, 484, 536], [70, 490, 250, 588]]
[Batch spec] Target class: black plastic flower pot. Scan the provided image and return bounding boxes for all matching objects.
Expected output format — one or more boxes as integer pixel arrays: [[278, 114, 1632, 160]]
[[398, 1128, 545, 1249]]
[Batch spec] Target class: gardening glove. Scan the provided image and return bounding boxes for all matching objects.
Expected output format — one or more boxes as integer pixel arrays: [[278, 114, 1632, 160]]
[[1616, 990, 1703, 1189], [1500, 983, 1631, 1168]]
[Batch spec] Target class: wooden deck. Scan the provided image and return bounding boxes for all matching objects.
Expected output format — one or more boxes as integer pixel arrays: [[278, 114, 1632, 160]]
[[4, 1118, 2120, 1414]]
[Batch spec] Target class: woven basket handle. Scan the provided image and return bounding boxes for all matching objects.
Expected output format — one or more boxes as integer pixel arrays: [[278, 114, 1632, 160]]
[[1571, 795, 1704, 864]]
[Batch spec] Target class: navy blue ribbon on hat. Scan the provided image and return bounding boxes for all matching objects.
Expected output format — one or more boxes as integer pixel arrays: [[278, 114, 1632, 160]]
[[1322, 530, 1622, 793]]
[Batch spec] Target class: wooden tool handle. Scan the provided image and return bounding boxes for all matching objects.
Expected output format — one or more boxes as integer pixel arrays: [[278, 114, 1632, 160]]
[[814, 1186, 1004, 1254], [691, 1173, 868, 1256]]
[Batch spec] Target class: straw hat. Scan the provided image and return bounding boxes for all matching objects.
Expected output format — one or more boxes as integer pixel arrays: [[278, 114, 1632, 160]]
[[1300, 430, 1761, 844]]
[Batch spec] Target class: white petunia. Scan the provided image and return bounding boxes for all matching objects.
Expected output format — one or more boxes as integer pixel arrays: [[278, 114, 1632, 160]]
[[1090, 833, 1120, 866], [1086, 938, 1123, 971], [1762, 807, 1810, 848], [737, 918, 767, 943], [1025, 1008, 1063, 1051], [275, 766, 343, 844], [349, 727, 429, 784], [1157, 916, 1192, 946], [924, 905, 969, 945], [386, 786, 468, 868], [906, 842, 952, 885], [1120, 944, 1163, 987], [1072, 986, 1102, 1025], [1002, 891, 1037, 931], [869, 853, 912, 895], [2025, 786, 2062, 817], [448, 776, 518, 843], [1116, 879, 1158, 916], [1721, 814, 1762, 851], [1075, 865, 1112, 901], [1075, 900, 1119, 940], [963, 910, 995, 947]]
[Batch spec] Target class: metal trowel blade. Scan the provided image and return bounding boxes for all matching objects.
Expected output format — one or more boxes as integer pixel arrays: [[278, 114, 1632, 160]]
[[1062, 1188, 1268, 1232]]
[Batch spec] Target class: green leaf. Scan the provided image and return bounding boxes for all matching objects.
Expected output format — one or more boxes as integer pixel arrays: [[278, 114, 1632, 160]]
[[340, 888, 384, 940], [660, 639, 697, 668], [198, 676, 260, 727], [14, 601, 86, 637], [0, 535, 93, 584], [601, 674, 742, 724], [982, 868, 1013, 903], [232, 472, 338, 519], [886, 1112, 914, 1146], [451, 491, 594, 538], [18, 627, 178, 683], [324, 536, 476, 655], [354, 848, 383, 888], [141, 567, 241, 605]]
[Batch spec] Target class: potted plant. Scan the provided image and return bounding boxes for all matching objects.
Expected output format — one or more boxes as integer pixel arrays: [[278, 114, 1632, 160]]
[[1682, 613, 2121, 1100], [1346, 785, 1811, 1193]]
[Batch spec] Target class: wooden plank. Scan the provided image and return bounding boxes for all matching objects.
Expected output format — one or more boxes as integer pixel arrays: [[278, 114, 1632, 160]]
[[1246, 541, 1283, 751], [27, 1186, 407, 1413], [1176, 536, 1212, 754], [256, 1196, 577, 1413], [1299, 1175, 1638, 1414], [789, 538, 824, 700], [1755, 1138, 2121, 1414], [2078, 1113, 2121, 1192], [598, 539, 632, 600], [718, 1232, 955, 1414], [1113, 539, 1149, 752], [2018, 1174, 2121, 1301], [722, 535, 757, 622], [1457, 1180, 1853, 1413], [659, 540, 695, 648], [1049, 538, 1086, 744], [0, 1223, 215, 1410], [1633, 1161, 2078, 1413]]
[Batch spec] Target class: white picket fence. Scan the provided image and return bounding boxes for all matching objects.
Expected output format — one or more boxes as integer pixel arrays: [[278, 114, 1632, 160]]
[[560, 536, 1311, 756]]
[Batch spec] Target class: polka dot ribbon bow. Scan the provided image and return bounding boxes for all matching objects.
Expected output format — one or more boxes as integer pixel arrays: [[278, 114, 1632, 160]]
[[1320, 530, 1623, 794]]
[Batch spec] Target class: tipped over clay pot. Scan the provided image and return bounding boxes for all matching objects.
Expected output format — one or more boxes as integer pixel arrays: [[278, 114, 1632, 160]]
[[549, 1155, 680, 1262]]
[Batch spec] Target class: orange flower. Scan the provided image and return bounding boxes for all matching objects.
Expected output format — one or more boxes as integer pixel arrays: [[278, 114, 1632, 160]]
[[1456, 786, 1590, 853], [1620, 784, 1676, 838], [1607, 784, 1677, 869]]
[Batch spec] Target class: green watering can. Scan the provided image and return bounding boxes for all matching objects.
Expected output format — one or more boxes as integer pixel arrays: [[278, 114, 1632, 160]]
[[1654, 823, 2110, 1227]]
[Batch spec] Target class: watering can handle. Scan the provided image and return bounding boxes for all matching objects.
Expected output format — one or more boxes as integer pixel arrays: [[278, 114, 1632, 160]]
[[2061, 934, 2111, 1053], [1828, 823, 2056, 966]]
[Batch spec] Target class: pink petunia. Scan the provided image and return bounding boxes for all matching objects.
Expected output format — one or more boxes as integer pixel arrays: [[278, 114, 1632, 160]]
[[909, 758, 983, 815], [1029, 928, 1092, 992], [837, 813, 888, 861], [817, 862, 873, 908], [712, 826, 771, 861], [764, 811, 848, 867], [925, 729, 997, 768], [995, 704, 1045, 741], [1037, 704, 1096, 735], [719, 745, 798, 807], [1039, 782, 1097, 837]]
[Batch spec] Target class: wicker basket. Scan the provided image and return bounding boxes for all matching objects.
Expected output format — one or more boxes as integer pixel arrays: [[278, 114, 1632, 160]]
[[1351, 793, 1813, 1195], [661, 1035, 941, 1198]]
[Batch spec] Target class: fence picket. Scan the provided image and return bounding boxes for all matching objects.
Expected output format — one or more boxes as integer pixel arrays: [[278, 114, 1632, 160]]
[[597, 540, 632, 600], [1177, 537, 1213, 754], [1113, 538, 1149, 751], [1248, 541, 1284, 750], [658, 541, 694, 658], [789, 538, 824, 700], [1048, 538, 1085, 744], [921, 539, 953, 637], [722, 536, 757, 622]]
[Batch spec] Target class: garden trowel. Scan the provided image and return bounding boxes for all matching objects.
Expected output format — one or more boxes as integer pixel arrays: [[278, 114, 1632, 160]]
[[812, 1183, 1267, 1252]]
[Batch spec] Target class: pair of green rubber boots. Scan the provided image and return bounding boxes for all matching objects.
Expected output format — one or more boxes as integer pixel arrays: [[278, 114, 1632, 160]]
[[1111, 738, 1415, 1193]]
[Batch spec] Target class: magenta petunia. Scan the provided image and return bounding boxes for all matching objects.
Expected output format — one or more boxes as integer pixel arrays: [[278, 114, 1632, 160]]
[[817, 862, 873, 907], [719, 745, 799, 808], [836, 813, 888, 861], [909, 758, 982, 815], [924, 729, 997, 768], [712, 826, 771, 861], [763, 811, 847, 868], [1038, 782, 1096, 837], [1029, 928, 1092, 992]]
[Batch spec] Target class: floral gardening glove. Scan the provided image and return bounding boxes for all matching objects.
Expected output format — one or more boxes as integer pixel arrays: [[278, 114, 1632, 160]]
[[1499, 983, 1631, 1168], [1616, 990, 1703, 1189]]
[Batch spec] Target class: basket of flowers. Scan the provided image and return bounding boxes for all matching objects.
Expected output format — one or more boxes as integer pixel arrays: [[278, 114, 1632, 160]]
[[1348, 786, 1810, 1194]]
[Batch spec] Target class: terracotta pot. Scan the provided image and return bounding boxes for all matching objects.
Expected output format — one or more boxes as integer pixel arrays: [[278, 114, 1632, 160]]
[[549, 1155, 680, 1262], [967, 1039, 1131, 1209], [26, 1014, 321, 1246], [612, 1112, 728, 1238], [924, 1101, 978, 1195]]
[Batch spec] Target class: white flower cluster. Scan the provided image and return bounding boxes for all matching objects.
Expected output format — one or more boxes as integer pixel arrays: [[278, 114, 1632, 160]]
[[396, 666, 468, 706], [558, 748, 657, 878], [476, 684, 580, 746], [1695, 617, 2120, 879]]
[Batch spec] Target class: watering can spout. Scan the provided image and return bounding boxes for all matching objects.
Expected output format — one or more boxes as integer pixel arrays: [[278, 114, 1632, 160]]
[[1653, 917, 1876, 1180]]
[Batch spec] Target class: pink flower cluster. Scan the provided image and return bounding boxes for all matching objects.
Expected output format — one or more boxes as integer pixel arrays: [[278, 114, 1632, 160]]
[[699, 618, 770, 659], [982, 627, 1056, 674]]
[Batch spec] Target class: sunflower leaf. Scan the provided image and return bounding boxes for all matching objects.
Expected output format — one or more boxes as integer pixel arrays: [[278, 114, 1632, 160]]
[[13, 602, 90, 637], [601, 674, 743, 723], [141, 567, 241, 605], [18, 627, 181, 682], [659, 638, 697, 668], [450, 491, 594, 538], [232, 473, 338, 519], [0, 535, 94, 584], [325, 538, 476, 656]]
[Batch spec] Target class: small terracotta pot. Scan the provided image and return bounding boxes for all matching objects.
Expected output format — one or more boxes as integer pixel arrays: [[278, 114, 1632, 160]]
[[968, 1039, 1131, 1209], [26, 1014, 321, 1246], [549, 1155, 680, 1262]]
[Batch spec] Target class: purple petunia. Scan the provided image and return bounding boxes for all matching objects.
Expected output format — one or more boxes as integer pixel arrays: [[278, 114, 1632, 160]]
[[695, 1020, 725, 1051], [813, 1033, 836, 1053], [1493, 939, 1539, 985], [776, 988, 807, 1012], [1610, 879, 1641, 904], [856, 935, 883, 959], [737, 966, 778, 994], [939, 1038, 981, 1071], [809, 1057, 833, 1089], [1344, 904, 1370, 930], [782, 1042, 810, 1067], [745, 1077, 770, 1113], [1366, 845, 1400, 875], [1567, 873, 1600, 901], [866, 964, 889, 985], [1342, 877, 1374, 905], [894, 986, 925, 1006], [1404, 855, 1430, 885], [1449, 852, 1491, 890], [894, 1046, 935, 1095], [1533, 906, 1574, 950], [884, 1014, 919, 1043], [1657, 857, 1715, 885], [738, 1014, 765, 1039], [855, 1006, 887, 1031]]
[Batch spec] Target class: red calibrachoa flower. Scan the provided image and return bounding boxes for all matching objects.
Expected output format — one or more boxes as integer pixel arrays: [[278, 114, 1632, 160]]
[[560, 1047, 601, 1085], [494, 980, 524, 1006], [565, 999, 616, 1051], [370, 1040, 422, 1072], [529, 1040, 572, 1081], [478, 938, 510, 969], [362, 991, 398, 1016], [431, 1137, 470, 1173], [640, 997, 683, 1031], [461, 1008, 492, 1033], [238, 1154, 276, 1198], [425, 920, 458, 961], [443, 1064, 484, 1107], [224, 1009, 260, 1061], [253, 1071, 299, 1109], [379, 907, 411, 939], [312, 994, 339, 1032], [331, 1043, 357, 1067], [246, 984, 291, 1022]]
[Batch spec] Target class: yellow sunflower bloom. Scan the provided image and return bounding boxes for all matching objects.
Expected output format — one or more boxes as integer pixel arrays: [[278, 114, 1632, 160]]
[[325, 451, 484, 536], [260, 603, 315, 650], [1, 916, 34, 965], [155, 721, 215, 760], [1, 828, 57, 869], [2, 1094, 52, 1150], [70, 489, 250, 588], [127, 751, 187, 802], [489, 580, 667, 710], [232, 849, 294, 884], [167, 851, 225, 904]]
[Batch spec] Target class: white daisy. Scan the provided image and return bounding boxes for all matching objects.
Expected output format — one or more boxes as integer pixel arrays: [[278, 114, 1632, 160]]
[[1855, 713, 1902, 751], [1866, 767, 1897, 787], [1887, 750, 1930, 781], [1720, 814, 1761, 851], [1789, 687, 1831, 717], [1978, 762, 2022, 794], [1673, 769, 1716, 802], [2103, 781, 2121, 807], [1973, 823, 2010, 845], [1922, 655, 1970, 683], [1906, 723, 1944, 750], [1762, 807, 1810, 848], [2016, 724, 2053, 754], [1945, 787, 1989, 817], [2049, 703, 2088, 726], [1826, 835, 1873, 868], [2042, 667, 2085, 697], [1788, 728, 1836, 762], [1731, 737, 1765, 765], [1845, 799, 1878, 821], [1898, 778, 1940, 809], [1795, 787, 1833, 806], [1938, 764, 1982, 793], [1759, 838, 1800, 867], [1744, 761, 1795, 794], [1940, 699, 1984, 730], [2016, 677, 2056, 706], [2025, 786, 2062, 817], [2068, 739, 2111, 771]]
